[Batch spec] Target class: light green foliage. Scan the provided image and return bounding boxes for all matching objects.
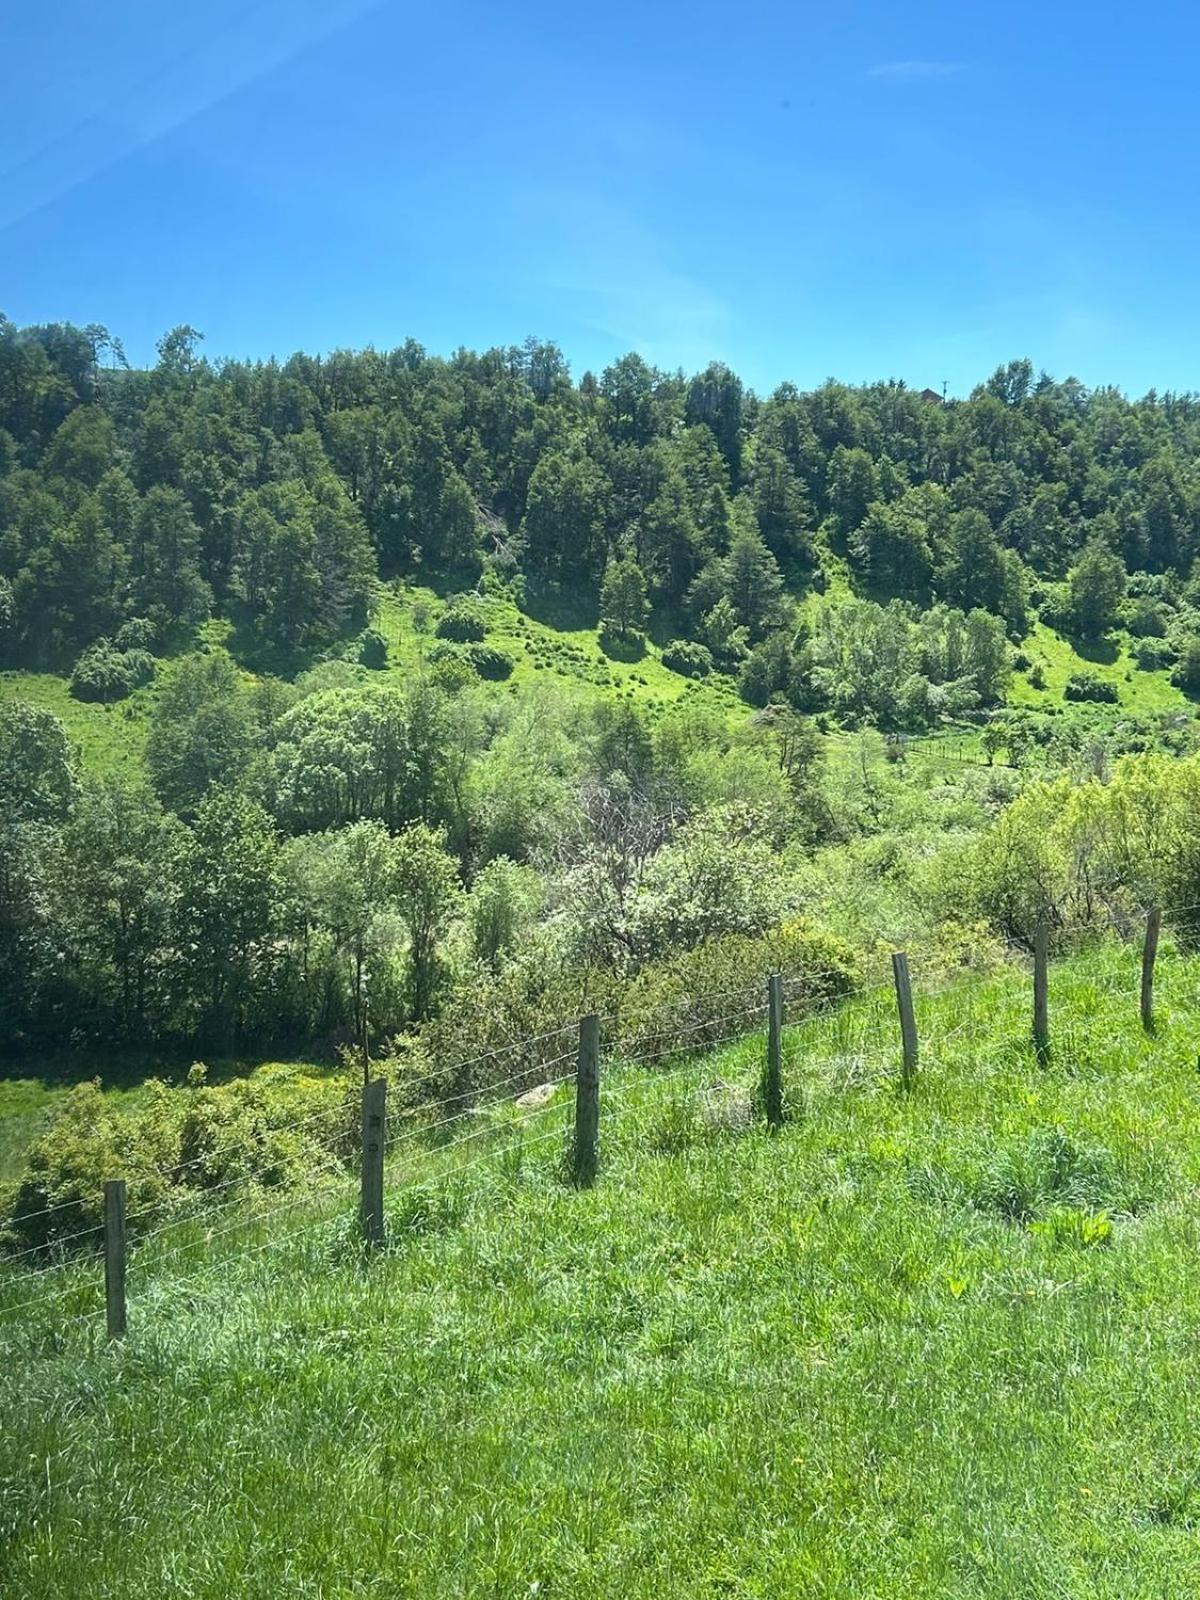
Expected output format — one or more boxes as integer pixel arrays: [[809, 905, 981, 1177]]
[[599, 552, 649, 640], [466, 855, 542, 971], [0, 699, 77, 822], [146, 649, 255, 815], [1068, 538, 1127, 637], [392, 821, 462, 1019]]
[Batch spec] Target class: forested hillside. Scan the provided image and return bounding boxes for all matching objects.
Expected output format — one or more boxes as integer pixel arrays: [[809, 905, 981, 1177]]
[[4, 314, 1200, 1071], [5, 318, 1200, 713]]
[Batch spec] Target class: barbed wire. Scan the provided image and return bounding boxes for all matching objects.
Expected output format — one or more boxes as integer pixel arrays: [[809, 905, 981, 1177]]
[[8, 921, 1200, 1324]]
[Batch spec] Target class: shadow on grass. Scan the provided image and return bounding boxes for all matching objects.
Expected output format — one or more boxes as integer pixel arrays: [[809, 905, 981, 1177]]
[[598, 628, 647, 663], [1070, 633, 1120, 666], [521, 583, 600, 633], [0, 1042, 343, 1095]]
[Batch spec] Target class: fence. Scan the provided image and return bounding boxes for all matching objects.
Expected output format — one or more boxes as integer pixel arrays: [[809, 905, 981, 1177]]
[[0, 904, 1182, 1342]]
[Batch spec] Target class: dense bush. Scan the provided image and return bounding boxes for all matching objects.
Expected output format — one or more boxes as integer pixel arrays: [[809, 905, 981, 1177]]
[[2, 1070, 353, 1254], [1172, 638, 1200, 695], [662, 639, 713, 678], [436, 603, 487, 643], [114, 616, 158, 653], [69, 638, 155, 702], [1064, 671, 1118, 703], [468, 642, 515, 680], [1132, 636, 1177, 671], [358, 628, 389, 669]]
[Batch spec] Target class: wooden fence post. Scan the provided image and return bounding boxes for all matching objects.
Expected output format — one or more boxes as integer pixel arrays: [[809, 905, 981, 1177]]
[[104, 1179, 126, 1340], [1033, 921, 1050, 1061], [1141, 906, 1162, 1032], [891, 952, 918, 1090], [762, 973, 784, 1129], [573, 1014, 600, 1188], [360, 1076, 386, 1247]]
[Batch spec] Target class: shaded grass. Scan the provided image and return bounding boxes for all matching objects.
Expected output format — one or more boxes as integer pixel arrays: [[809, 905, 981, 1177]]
[[6, 946, 1200, 1592], [1010, 619, 1185, 713]]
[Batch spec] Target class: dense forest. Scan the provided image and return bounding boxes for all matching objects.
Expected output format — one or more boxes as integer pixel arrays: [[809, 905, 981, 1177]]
[[4, 314, 1200, 1063], [5, 316, 1200, 706]]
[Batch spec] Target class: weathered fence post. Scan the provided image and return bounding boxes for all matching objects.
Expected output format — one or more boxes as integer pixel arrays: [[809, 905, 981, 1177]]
[[762, 973, 784, 1129], [1033, 921, 1050, 1061], [104, 1179, 126, 1340], [360, 1076, 386, 1247], [573, 1014, 600, 1188], [891, 951, 918, 1090], [1141, 906, 1162, 1032]]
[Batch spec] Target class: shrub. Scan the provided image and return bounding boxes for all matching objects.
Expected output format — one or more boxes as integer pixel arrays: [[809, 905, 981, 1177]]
[[114, 616, 158, 653], [1125, 597, 1169, 638], [1132, 636, 1177, 671], [2, 1071, 354, 1255], [436, 603, 487, 643], [69, 639, 155, 702], [617, 921, 859, 1064], [1064, 671, 1118, 703], [468, 643, 515, 680], [661, 639, 713, 679], [1172, 637, 1200, 695], [358, 628, 388, 669]]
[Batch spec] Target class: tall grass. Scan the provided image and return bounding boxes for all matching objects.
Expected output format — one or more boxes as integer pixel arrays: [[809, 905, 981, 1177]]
[[4, 944, 1200, 1595]]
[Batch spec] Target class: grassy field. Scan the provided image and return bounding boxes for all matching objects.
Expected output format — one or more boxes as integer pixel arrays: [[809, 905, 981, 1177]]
[[5, 942, 1200, 1596]]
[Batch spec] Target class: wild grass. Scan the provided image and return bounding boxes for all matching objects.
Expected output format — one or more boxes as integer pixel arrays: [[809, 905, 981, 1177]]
[[4, 942, 1200, 1594], [1009, 618, 1185, 713]]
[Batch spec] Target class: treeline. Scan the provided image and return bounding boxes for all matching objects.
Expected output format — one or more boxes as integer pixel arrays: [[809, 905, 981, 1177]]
[[3, 319, 1200, 712]]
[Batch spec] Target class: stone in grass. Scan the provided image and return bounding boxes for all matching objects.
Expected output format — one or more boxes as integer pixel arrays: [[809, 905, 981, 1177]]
[[516, 1082, 558, 1111]]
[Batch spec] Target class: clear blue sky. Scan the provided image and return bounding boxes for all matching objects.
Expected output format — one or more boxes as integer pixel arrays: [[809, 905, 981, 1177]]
[[2, 0, 1196, 397]]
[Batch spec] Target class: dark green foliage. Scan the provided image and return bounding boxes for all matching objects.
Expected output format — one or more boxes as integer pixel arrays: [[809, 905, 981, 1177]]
[[0, 701, 78, 823], [1064, 670, 1119, 703], [661, 638, 713, 678], [1132, 636, 1176, 671], [467, 642, 515, 680], [145, 650, 256, 815], [1172, 638, 1200, 695], [358, 627, 388, 668], [68, 638, 155, 702], [435, 602, 487, 643], [114, 615, 158, 652], [1067, 539, 1127, 637]]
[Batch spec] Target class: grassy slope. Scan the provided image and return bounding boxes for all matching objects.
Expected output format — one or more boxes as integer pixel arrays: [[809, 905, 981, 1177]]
[[1, 588, 1188, 786], [1010, 619, 1186, 713], [6, 943, 1200, 1596]]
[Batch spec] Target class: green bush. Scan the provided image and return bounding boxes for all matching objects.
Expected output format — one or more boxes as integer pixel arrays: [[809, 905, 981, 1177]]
[[1132, 636, 1176, 671], [1064, 670, 1118, 703], [114, 616, 159, 653], [358, 628, 388, 669], [435, 603, 487, 643], [2, 1071, 354, 1255], [69, 639, 155, 702], [1171, 637, 1200, 694], [468, 643, 515, 680], [617, 921, 859, 1064], [661, 639, 713, 679]]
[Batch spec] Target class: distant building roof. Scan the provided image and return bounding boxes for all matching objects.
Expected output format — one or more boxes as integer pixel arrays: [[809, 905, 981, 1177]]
[[918, 387, 944, 405]]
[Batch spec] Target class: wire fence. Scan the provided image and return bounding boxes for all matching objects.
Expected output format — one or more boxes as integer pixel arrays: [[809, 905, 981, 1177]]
[[0, 910, 1192, 1341]]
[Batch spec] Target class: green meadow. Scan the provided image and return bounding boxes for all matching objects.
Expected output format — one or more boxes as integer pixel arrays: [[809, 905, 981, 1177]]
[[5, 942, 1200, 1597]]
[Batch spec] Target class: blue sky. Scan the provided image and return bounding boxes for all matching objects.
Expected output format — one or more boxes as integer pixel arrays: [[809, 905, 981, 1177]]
[[2, 0, 1196, 396]]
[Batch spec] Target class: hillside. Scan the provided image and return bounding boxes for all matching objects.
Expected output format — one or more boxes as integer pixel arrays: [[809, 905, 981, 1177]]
[[4, 942, 1200, 1595]]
